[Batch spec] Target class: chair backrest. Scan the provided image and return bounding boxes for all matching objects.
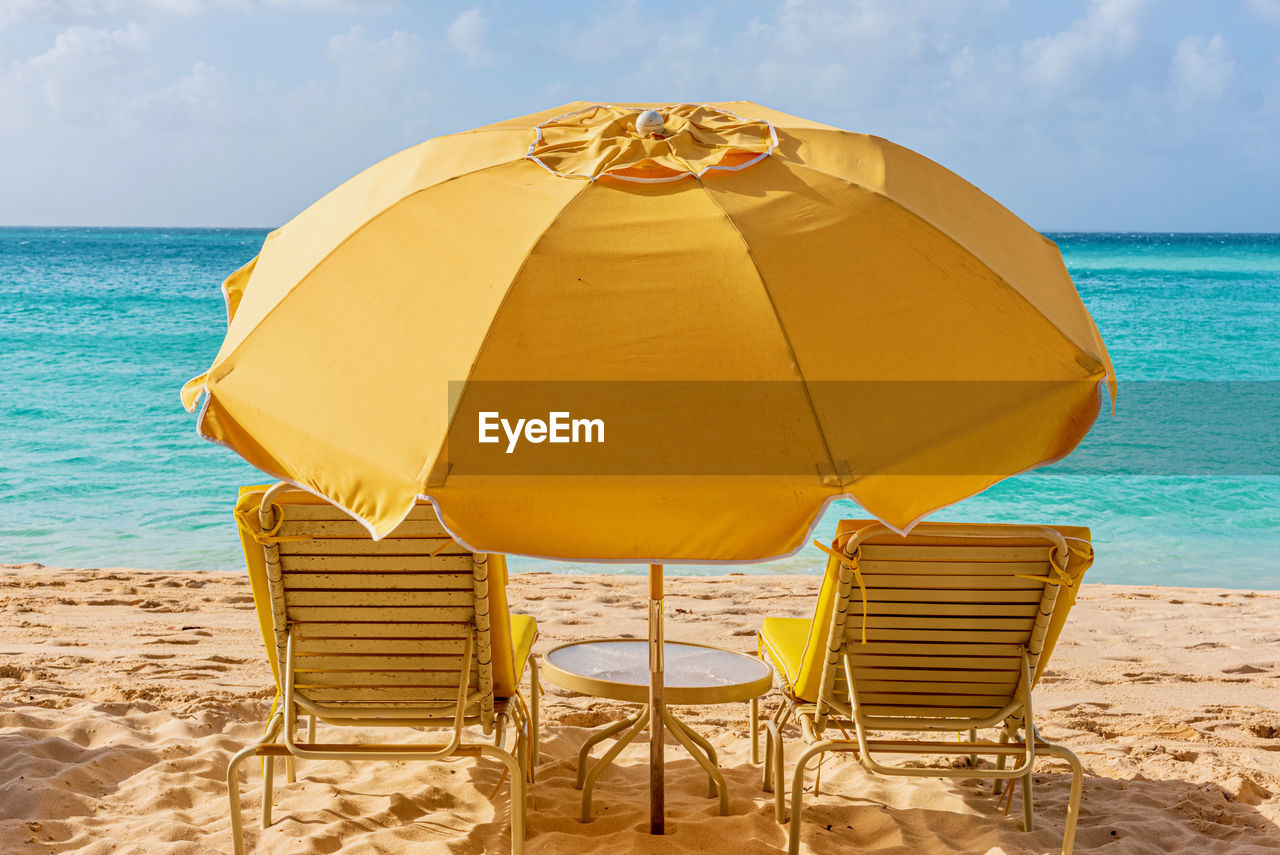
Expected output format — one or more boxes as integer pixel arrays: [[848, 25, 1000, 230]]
[[238, 484, 509, 731], [811, 520, 1092, 729]]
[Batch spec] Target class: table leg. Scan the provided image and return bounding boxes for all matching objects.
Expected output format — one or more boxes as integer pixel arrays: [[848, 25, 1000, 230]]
[[580, 706, 650, 823], [662, 707, 730, 815], [665, 706, 727, 814], [751, 696, 760, 765], [576, 710, 644, 789]]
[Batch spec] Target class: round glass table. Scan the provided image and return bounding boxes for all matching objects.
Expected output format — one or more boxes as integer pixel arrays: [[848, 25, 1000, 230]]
[[542, 638, 774, 822]]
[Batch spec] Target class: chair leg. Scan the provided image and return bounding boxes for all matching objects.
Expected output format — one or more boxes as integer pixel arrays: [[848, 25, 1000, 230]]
[[494, 712, 508, 750], [1022, 767, 1034, 831], [764, 706, 788, 824], [529, 658, 540, 769], [763, 701, 788, 792], [993, 727, 1010, 794], [1031, 741, 1084, 855], [787, 743, 828, 855], [286, 714, 315, 784], [762, 722, 773, 792], [968, 728, 978, 769], [227, 714, 283, 855], [261, 755, 275, 829], [478, 745, 525, 855], [227, 743, 258, 855], [514, 711, 532, 811]]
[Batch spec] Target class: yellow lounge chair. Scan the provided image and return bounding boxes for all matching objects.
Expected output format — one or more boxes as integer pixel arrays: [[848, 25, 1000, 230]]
[[226, 483, 540, 855], [759, 520, 1093, 855]]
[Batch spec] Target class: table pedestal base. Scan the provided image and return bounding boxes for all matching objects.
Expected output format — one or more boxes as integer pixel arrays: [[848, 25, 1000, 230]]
[[575, 704, 730, 822]]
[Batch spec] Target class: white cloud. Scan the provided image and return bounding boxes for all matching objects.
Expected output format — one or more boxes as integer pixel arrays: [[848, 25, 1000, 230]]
[[135, 59, 232, 129], [24, 22, 151, 119], [327, 25, 425, 81], [1171, 34, 1236, 108], [447, 7, 489, 66], [1023, 0, 1149, 88]]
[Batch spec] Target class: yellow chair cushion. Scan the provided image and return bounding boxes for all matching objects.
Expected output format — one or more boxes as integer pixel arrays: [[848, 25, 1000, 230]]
[[504, 613, 538, 699], [759, 616, 812, 699]]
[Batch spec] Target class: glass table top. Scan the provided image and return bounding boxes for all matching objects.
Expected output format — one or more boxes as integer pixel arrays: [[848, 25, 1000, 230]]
[[545, 639, 772, 690]]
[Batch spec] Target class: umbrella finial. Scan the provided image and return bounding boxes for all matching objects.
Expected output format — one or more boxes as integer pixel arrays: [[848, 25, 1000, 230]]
[[636, 109, 664, 137]]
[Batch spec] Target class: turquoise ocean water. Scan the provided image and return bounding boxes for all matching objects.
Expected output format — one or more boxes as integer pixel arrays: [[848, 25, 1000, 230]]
[[1, 228, 1277, 588]]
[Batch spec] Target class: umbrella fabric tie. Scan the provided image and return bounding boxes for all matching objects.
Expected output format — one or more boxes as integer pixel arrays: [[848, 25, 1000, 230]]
[[233, 504, 312, 546], [813, 539, 868, 644], [1013, 539, 1094, 587], [180, 372, 207, 412]]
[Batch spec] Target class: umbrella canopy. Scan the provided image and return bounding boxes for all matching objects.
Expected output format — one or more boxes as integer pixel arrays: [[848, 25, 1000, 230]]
[[182, 101, 1113, 562]]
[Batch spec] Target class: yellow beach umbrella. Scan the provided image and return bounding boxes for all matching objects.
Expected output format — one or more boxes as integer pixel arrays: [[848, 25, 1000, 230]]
[[183, 101, 1113, 561], [183, 101, 1113, 833]]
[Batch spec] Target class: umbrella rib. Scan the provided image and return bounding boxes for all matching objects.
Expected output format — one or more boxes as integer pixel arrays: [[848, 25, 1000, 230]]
[[696, 181, 845, 490], [782, 155, 1110, 376], [413, 178, 596, 492]]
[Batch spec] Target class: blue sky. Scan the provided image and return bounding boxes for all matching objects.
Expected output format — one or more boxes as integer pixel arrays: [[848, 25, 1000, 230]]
[[1, 0, 1278, 230]]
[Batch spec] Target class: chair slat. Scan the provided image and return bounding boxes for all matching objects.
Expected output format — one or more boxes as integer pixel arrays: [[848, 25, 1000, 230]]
[[860, 588, 1043, 604], [280, 572, 473, 590], [849, 655, 1022, 674], [299, 686, 475, 702], [859, 545, 1052, 562], [280, 539, 468, 557], [854, 680, 1015, 696], [286, 590, 473, 608], [864, 601, 1039, 618], [849, 667, 1019, 684], [295, 671, 478, 688], [856, 692, 1009, 707], [293, 622, 470, 640], [858, 560, 1049, 575], [295, 651, 468, 668], [857, 627, 1030, 643], [275, 504, 441, 523], [277, 519, 450, 539], [845, 641, 1025, 658], [858, 574, 1046, 590], [858, 704, 1004, 718], [289, 606, 474, 622], [279, 555, 474, 573], [855, 615, 1034, 631]]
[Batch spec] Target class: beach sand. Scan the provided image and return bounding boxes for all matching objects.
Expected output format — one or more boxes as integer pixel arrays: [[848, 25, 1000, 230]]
[[1, 565, 1277, 854]]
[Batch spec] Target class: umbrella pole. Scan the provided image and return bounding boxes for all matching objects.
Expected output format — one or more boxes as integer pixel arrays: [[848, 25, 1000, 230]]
[[648, 563, 664, 835]]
